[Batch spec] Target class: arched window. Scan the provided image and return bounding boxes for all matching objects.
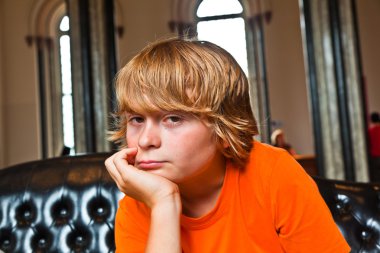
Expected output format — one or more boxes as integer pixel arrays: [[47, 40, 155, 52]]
[[27, 0, 69, 159], [58, 16, 75, 154], [196, 0, 249, 74], [29, 0, 123, 159]]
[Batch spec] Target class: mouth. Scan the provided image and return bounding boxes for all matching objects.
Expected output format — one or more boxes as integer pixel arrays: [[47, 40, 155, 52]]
[[137, 160, 165, 170]]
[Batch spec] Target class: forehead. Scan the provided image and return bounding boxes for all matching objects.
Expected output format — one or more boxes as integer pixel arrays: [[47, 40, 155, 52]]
[[123, 93, 188, 114]]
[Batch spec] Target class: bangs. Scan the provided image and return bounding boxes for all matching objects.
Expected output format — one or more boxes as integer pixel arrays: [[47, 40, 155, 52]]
[[115, 41, 216, 115], [117, 72, 202, 114]]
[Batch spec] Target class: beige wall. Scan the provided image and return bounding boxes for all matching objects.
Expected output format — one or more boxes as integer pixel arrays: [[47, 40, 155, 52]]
[[1, 0, 40, 167], [117, 0, 173, 66], [0, 0, 4, 167], [265, 0, 314, 154], [357, 0, 380, 115]]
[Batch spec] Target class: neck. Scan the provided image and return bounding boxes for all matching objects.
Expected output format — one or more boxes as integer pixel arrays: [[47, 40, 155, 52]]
[[179, 155, 227, 218]]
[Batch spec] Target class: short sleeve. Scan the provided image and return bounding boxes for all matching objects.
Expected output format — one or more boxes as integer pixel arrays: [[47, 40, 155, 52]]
[[115, 196, 150, 253], [269, 152, 350, 253]]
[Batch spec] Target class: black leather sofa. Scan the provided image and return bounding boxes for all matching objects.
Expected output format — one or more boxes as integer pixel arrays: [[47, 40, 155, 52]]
[[314, 176, 380, 252], [0, 153, 120, 253], [0, 153, 378, 252]]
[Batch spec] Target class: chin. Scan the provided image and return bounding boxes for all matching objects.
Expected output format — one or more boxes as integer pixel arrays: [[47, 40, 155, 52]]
[[146, 169, 172, 179]]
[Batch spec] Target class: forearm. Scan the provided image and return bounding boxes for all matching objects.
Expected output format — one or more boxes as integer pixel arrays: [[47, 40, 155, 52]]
[[105, 149, 183, 252], [145, 194, 182, 253]]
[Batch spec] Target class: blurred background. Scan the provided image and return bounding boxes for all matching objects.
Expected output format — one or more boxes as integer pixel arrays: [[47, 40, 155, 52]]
[[0, 0, 379, 182]]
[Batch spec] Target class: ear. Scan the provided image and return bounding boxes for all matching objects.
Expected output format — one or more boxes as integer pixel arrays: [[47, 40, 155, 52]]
[[222, 139, 230, 148]]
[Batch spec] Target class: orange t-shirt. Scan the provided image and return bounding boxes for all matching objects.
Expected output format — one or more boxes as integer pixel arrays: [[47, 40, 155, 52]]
[[115, 141, 350, 252]]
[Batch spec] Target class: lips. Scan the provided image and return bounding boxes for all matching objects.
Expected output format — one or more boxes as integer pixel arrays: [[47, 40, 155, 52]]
[[137, 160, 165, 170]]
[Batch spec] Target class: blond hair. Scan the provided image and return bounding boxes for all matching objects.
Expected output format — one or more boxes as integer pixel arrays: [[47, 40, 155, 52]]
[[111, 38, 258, 168]]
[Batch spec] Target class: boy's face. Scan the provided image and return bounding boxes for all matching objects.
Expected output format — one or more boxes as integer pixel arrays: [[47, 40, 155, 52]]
[[125, 109, 225, 184]]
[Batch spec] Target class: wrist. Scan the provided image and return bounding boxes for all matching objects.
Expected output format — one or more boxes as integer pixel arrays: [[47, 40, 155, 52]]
[[146, 192, 182, 253], [151, 191, 182, 216]]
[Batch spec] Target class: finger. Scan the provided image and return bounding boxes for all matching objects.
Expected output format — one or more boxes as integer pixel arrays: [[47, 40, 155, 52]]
[[112, 148, 147, 189], [115, 147, 138, 164], [105, 151, 141, 194], [105, 153, 124, 185], [113, 147, 138, 174], [105, 149, 136, 182]]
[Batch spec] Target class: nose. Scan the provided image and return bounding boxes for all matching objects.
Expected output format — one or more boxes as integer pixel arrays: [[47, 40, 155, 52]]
[[138, 120, 161, 149]]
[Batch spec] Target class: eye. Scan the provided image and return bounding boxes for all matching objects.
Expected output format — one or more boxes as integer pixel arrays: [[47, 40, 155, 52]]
[[163, 114, 184, 126], [127, 115, 144, 124], [167, 116, 182, 123]]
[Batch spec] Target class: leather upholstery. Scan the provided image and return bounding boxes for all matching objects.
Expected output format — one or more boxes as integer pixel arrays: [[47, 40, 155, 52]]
[[0, 153, 378, 252], [0, 153, 122, 253], [314, 176, 380, 252]]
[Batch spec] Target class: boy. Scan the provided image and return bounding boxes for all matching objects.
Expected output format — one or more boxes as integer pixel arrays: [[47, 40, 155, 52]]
[[105, 38, 350, 252]]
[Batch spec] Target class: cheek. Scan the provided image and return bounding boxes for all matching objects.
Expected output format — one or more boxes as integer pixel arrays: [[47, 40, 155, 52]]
[[176, 130, 218, 158], [125, 130, 138, 147]]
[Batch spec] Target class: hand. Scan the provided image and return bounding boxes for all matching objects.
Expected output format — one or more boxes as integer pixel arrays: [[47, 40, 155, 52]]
[[105, 148, 181, 209]]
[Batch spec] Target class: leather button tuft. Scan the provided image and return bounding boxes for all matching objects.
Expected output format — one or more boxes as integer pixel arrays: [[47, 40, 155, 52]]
[[0, 228, 15, 252], [15, 201, 37, 226], [336, 201, 349, 215], [51, 198, 73, 225], [38, 238, 46, 247], [88, 197, 110, 222], [67, 225, 91, 251], [361, 229, 373, 243], [75, 235, 84, 245], [96, 207, 104, 215], [334, 195, 351, 216], [31, 226, 52, 250]]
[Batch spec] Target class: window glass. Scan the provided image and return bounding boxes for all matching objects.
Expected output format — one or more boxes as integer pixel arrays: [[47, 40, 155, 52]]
[[197, 18, 248, 74], [196, 0, 248, 75], [59, 16, 75, 153], [60, 35, 72, 94], [197, 0, 243, 17], [59, 16, 70, 31]]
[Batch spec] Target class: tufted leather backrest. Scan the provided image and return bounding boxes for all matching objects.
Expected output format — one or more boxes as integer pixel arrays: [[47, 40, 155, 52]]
[[314, 176, 380, 252], [1, 154, 379, 252], [0, 153, 122, 253]]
